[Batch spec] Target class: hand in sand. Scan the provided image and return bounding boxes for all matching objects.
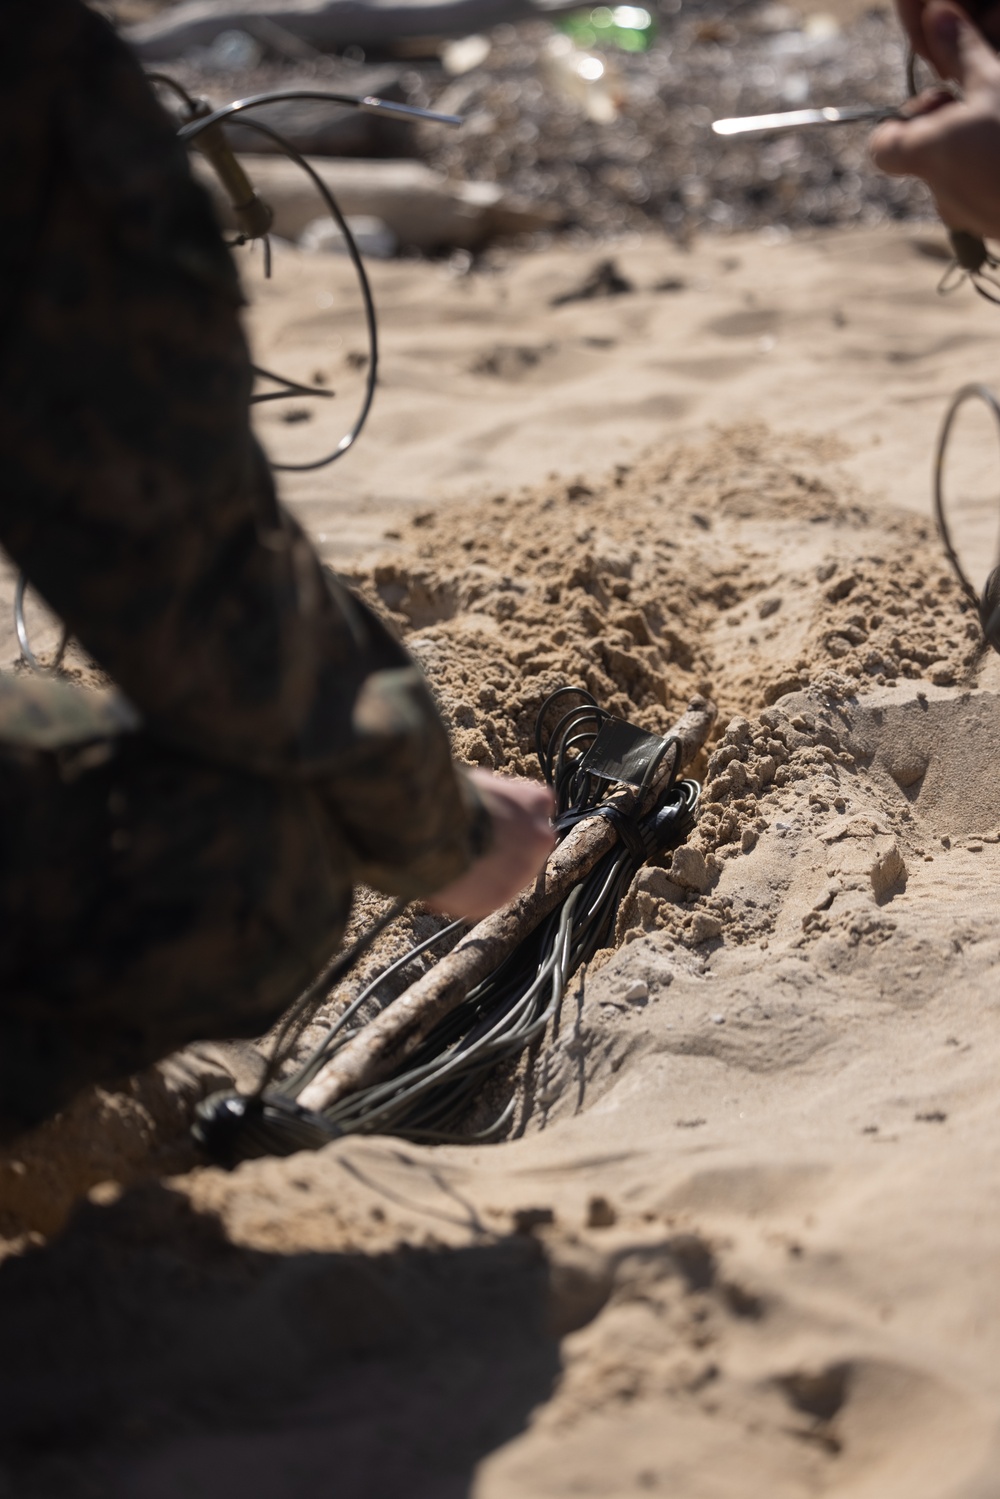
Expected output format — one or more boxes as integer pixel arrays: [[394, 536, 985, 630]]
[[426, 769, 555, 921], [872, 1, 1000, 241]]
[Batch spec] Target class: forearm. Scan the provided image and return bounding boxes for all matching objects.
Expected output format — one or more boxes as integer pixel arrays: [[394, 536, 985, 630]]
[[872, 0, 1000, 240], [317, 673, 493, 898]]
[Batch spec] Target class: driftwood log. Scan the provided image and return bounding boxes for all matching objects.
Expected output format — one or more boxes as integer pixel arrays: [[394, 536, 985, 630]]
[[194, 154, 560, 250], [299, 695, 716, 1114]]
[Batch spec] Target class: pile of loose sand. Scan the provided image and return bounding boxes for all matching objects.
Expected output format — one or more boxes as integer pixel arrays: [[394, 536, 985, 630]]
[[347, 423, 979, 956], [6, 397, 1000, 1496]]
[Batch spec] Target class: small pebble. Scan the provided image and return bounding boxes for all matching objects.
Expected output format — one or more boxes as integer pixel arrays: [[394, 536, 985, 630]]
[[586, 1194, 617, 1229], [622, 979, 649, 1003], [513, 1207, 555, 1234]]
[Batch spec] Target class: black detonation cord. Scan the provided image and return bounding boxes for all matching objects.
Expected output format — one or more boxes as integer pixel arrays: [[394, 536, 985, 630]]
[[933, 383, 1000, 608], [933, 384, 1000, 654], [175, 87, 459, 470], [194, 686, 701, 1166], [14, 82, 461, 671]]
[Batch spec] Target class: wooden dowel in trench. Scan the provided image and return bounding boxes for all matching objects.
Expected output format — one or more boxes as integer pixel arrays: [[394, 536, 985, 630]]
[[298, 695, 716, 1115]]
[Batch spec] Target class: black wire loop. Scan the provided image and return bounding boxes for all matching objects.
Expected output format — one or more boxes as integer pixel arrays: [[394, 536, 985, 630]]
[[177, 89, 462, 136], [14, 575, 69, 674], [933, 381, 1000, 611], [175, 96, 380, 472], [938, 255, 1000, 307], [15, 81, 456, 671]]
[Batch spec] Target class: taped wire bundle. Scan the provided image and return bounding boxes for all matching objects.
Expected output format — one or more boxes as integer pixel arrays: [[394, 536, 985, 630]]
[[194, 687, 700, 1164]]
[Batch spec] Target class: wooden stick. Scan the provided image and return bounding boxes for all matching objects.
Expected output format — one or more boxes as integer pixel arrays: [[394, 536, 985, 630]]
[[299, 696, 716, 1114]]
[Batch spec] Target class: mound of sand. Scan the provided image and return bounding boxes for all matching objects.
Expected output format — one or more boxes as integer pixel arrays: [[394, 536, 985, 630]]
[[5, 400, 1000, 1496]]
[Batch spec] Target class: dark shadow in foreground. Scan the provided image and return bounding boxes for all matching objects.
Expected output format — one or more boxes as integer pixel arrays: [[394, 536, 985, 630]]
[[0, 1181, 562, 1499]]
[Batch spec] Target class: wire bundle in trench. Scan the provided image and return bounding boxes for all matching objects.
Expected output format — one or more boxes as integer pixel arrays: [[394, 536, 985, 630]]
[[195, 688, 700, 1164]]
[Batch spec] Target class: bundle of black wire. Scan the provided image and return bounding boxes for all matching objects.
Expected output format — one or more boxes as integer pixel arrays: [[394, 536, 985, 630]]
[[195, 688, 699, 1164]]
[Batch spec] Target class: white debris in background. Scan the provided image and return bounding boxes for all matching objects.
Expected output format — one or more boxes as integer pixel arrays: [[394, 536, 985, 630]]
[[299, 213, 399, 259], [442, 34, 492, 76]]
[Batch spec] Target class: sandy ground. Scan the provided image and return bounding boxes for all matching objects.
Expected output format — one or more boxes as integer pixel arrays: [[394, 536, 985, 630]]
[[252, 224, 1000, 568], [5, 224, 1000, 1497]]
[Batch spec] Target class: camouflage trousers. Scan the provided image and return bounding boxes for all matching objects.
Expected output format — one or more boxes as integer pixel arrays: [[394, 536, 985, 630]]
[[0, 728, 351, 1138]]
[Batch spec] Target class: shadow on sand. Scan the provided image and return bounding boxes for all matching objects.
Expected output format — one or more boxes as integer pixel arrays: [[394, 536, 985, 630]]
[[0, 1180, 562, 1498]]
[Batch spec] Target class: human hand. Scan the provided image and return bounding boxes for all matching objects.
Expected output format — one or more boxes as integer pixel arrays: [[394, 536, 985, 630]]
[[895, 0, 1000, 58], [425, 769, 555, 922], [871, 1, 1000, 240]]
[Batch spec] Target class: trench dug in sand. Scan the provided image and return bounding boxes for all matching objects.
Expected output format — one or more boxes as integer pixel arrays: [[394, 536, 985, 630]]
[[4, 421, 1000, 1497]]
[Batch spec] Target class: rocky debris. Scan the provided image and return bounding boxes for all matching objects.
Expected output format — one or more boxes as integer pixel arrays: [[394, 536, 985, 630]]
[[125, 2, 930, 249], [415, 6, 928, 241]]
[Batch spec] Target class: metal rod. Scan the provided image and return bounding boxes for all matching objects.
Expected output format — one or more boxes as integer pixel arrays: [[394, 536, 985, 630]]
[[712, 104, 902, 137], [177, 90, 462, 141]]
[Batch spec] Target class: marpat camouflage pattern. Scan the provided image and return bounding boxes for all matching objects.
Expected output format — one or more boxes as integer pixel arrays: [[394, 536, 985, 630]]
[[0, 0, 484, 1134]]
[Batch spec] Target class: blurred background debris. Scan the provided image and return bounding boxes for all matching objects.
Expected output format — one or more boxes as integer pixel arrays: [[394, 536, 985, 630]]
[[111, 0, 930, 251]]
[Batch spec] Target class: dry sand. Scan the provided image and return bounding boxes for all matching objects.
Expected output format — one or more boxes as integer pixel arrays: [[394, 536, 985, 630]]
[[4, 224, 1000, 1497]]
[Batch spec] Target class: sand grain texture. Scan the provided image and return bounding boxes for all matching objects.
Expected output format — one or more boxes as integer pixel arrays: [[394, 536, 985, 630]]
[[3, 229, 1000, 1497]]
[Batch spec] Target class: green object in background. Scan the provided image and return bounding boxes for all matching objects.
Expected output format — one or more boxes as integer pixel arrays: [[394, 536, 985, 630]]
[[557, 4, 657, 52]]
